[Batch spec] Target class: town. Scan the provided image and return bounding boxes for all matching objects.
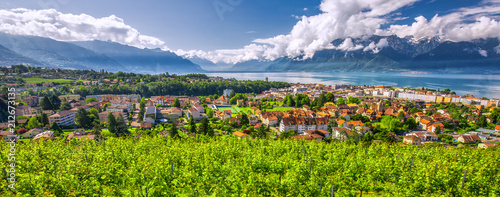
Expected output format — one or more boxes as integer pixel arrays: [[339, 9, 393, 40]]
[[1, 66, 499, 149]]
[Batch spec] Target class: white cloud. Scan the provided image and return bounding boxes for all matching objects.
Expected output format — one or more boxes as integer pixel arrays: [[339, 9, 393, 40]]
[[0, 8, 165, 49], [183, 0, 500, 64], [363, 38, 389, 53], [479, 49, 488, 57], [303, 8, 308, 11], [335, 38, 364, 51]]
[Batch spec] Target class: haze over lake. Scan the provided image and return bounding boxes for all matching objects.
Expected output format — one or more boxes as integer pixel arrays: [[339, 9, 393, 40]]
[[206, 72, 500, 99]]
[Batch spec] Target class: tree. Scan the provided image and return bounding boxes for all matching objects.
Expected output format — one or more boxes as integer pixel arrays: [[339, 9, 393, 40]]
[[107, 112, 117, 135], [27, 116, 41, 129], [397, 111, 405, 121], [229, 90, 236, 98], [92, 122, 101, 136], [476, 115, 487, 128], [316, 93, 327, 108], [49, 94, 61, 110], [199, 117, 212, 136], [75, 108, 91, 129], [434, 125, 441, 135], [40, 113, 49, 127], [115, 113, 129, 137], [252, 124, 268, 138], [173, 97, 181, 108], [325, 92, 335, 102], [60, 101, 72, 110], [347, 96, 360, 104], [336, 97, 346, 105], [405, 118, 417, 130], [138, 106, 146, 123], [39, 96, 53, 110], [169, 123, 179, 139], [85, 97, 98, 104], [102, 102, 111, 111], [50, 121, 63, 135], [189, 115, 196, 134], [239, 114, 249, 126]]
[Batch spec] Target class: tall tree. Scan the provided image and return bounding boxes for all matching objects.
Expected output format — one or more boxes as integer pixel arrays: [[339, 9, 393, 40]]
[[76, 108, 91, 129], [316, 93, 326, 107], [199, 117, 212, 136], [27, 116, 41, 129], [169, 123, 179, 139], [39, 96, 53, 110], [188, 115, 196, 134], [239, 114, 249, 126], [434, 125, 442, 135], [173, 97, 180, 108], [49, 94, 61, 110], [115, 113, 129, 137], [40, 113, 49, 127], [138, 98, 146, 122], [107, 112, 117, 135]]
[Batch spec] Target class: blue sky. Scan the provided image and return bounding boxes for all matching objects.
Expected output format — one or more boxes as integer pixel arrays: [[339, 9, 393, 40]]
[[0, 0, 322, 50], [1, 0, 499, 63]]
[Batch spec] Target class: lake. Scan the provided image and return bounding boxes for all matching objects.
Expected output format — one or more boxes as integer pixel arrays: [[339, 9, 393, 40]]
[[206, 72, 500, 99]]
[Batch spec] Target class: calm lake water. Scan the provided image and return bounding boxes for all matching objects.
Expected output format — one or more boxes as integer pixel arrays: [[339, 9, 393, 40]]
[[206, 72, 500, 99]]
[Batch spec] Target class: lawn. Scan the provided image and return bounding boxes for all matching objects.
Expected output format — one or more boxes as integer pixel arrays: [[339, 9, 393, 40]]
[[23, 77, 74, 84], [269, 106, 294, 112], [217, 107, 238, 114]]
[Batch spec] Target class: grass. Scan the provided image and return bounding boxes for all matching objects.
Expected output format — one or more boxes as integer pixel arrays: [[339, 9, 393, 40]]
[[217, 107, 238, 114], [23, 77, 74, 84], [268, 106, 294, 112]]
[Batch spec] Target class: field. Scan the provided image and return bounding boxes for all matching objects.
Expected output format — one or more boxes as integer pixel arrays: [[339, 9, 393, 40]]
[[216, 105, 248, 115], [23, 77, 74, 84], [2, 137, 499, 196]]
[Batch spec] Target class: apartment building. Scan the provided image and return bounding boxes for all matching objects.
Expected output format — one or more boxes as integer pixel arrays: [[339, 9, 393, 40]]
[[49, 110, 77, 126]]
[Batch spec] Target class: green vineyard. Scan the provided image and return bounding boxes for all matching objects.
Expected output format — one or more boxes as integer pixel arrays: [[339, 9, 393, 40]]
[[1, 136, 499, 196]]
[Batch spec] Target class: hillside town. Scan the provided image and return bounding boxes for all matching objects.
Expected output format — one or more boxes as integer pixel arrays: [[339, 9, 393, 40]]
[[3, 76, 500, 149]]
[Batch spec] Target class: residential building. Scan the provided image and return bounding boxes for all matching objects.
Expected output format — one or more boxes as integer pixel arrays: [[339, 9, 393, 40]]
[[49, 110, 77, 126], [457, 135, 481, 143], [58, 95, 80, 102], [478, 143, 498, 149], [403, 135, 421, 145], [22, 128, 43, 138], [144, 106, 157, 124], [187, 108, 201, 121], [98, 111, 123, 123]]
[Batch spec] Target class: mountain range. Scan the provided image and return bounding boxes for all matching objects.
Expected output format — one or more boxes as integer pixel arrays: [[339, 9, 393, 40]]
[[220, 36, 500, 74], [0, 33, 498, 74], [0, 33, 203, 74]]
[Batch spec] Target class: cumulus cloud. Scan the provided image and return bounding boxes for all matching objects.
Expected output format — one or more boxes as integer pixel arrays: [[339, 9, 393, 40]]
[[335, 38, 364, 51], [478, 49, 488, 57], [181, 0, 500, 64], [0, 8, 165, 49], [176, 44, 269, 64], [363, 38, 389, 53], [180, 0, 419, 63]]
